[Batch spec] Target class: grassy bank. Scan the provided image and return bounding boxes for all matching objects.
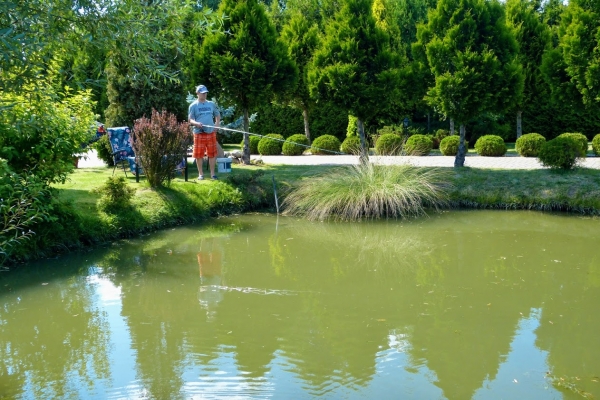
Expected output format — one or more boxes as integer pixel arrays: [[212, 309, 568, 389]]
[[6, 160, 600, 266]]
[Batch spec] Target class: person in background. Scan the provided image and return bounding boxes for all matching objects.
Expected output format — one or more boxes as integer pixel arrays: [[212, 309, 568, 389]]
[[188, 85, 221, 180]]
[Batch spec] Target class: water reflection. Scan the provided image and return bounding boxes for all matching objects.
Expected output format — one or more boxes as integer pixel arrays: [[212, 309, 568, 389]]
[[1, 211, 599, 399]]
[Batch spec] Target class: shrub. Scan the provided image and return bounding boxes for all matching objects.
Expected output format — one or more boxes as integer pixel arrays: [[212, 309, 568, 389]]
[[92, 134, 115, 166], [515, 133, 546, 157], [557, 133, 588, 157], [311, 135, 342, 155], [433, 129, 450, 149], [439, 135, 462, 156], [282, 134, 309, 156], [474, 135, 507, 156], [131, 109, 189, 187], [0, 87, 97, 184], [341, 136, 362, 154], [404, 134, 433, 156], [375, 133, 404, 155], [347, 115, 359, 137], [258, 133, 284, 155], [592, 134, 600, 156], [240, 135, 261, 154], [538, 136, 582, 170], [94, 176, 136, 212]]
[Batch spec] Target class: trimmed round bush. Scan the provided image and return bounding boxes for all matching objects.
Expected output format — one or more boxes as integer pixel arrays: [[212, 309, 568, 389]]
[[433, 129, 450, 149], [538, 136, 582, 170], [240, 135, 261, 154], [282, 134, 309, 156], [341, 136, 361, 154], [515, 133, 546, 157], [592, 134, 600, 156], [557, 132, 588, 157], [375, 133, 403, 155], [439, 135, 461, 156], [404, 134, 433, 156], [258, 133, 284, 155], [474, 135, 507, 156], [311, 134, 341, 155]]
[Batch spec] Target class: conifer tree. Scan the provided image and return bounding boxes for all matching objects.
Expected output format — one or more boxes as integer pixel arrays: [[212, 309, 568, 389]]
[[195, 0, 298, 164], [308, 0, 404, 163]]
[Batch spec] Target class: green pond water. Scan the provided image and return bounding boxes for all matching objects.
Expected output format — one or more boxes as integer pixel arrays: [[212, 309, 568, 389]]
[[1, 210, 600, 399]]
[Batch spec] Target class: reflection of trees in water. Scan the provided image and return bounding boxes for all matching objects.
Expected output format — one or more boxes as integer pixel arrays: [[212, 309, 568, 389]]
[[0, 261, 112, 398]]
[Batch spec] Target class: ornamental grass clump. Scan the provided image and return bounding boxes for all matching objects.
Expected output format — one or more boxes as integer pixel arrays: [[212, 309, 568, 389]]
[[282, 134, 309, 155], [282, 162, 451, 221], [515, 133, 546, 157], [474, 135, 507, 156]]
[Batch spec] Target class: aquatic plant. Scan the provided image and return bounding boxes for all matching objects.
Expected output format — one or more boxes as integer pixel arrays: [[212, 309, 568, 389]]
[[282, 162, 451, 221]]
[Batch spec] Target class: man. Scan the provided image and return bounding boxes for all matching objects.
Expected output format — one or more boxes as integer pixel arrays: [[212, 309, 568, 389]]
[[188, 84, 221, 180]]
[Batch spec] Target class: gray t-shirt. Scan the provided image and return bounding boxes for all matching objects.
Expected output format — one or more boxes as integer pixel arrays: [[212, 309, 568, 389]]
[[188, 100, 220, 134]]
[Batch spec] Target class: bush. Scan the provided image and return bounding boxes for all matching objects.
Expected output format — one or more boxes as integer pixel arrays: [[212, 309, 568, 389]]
[[557, 133, 588, 157], [341, 136, 362, 154], [515, 133, 546, 157], [131, 109, 189, 187], [240, 135, 261, 154], [347, 115, 359, 137], [92, 134, 115, 167], [538, 136, 583, 170], [439, 135, 463, 156], [94, 176, 136, 212], [258, 134, 284, 155], [375, 133, 404, 155], [0, 87, 97, 184], [592, 134, 600, 156], [433, 129, 450, 149], [474, 135, 507, 156], [404, 134, 433, 156], [282, 134, 309, 156], [311, 135, 341, 155]]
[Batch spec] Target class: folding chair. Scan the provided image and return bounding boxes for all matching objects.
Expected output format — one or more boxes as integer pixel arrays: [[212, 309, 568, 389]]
[[107, 127, 135, 176]]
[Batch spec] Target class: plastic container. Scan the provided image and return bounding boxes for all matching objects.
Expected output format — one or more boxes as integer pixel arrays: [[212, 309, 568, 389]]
[[216, 157, 232, 173]]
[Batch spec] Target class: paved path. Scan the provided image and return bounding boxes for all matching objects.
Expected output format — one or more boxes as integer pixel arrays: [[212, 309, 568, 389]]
[[78, 150, 600, 170]]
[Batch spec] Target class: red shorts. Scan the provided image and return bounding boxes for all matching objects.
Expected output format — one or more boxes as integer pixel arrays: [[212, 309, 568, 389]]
[[193, 132, 217, 158]]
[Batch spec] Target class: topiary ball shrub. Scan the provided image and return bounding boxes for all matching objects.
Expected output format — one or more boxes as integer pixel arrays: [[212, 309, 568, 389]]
[[439, 135, 462, 156], [258, 134, 284, 155], [341, 136, 361, 154], [474, 135, 507, 156], [240, 135, 262, 154], [433, 129, 450, 149], [311, 134, 341, 155], [592, 134, 600, 156], [404, 134, 433, 156], [375, 133, 403, 155], [538, 136, 582, 170], [515, 133, 546, 157], [557, 132, 588, 157], [282, 134, 309, 156]]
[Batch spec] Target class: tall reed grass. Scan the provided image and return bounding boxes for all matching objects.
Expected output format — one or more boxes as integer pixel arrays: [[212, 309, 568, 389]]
[[282, 162, 452, 221]]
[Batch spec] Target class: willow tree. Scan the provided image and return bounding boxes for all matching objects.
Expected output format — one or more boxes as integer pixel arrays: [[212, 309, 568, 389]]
[[195, 0, 298, 164], [415, 0, 523, 167], [308, 0, 404, 163]]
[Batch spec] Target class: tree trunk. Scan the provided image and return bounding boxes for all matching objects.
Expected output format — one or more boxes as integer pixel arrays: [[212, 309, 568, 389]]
[[450, 118, 455, 135], [357, 118, 369, 164], [242, 108, 250, 165], [516, 110, 522, 139], [302, 107, 311, 144], [427, 112, 431, 132], [454, 124, 467, 167]]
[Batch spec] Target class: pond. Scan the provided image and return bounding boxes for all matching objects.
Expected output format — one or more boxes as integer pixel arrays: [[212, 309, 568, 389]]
[[1, 211, 599, 399]]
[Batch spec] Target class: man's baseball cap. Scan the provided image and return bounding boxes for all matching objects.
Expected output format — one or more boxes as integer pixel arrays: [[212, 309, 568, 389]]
[[196, 85, 209, 93]]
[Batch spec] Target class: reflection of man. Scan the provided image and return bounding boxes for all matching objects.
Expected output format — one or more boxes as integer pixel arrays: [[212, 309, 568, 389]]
[[197, 240, 224, 315]]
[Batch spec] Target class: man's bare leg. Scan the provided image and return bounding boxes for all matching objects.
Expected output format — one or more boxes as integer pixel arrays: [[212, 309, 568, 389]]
[[195, 157, 204, 179], [208, 157, 216, 178]]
